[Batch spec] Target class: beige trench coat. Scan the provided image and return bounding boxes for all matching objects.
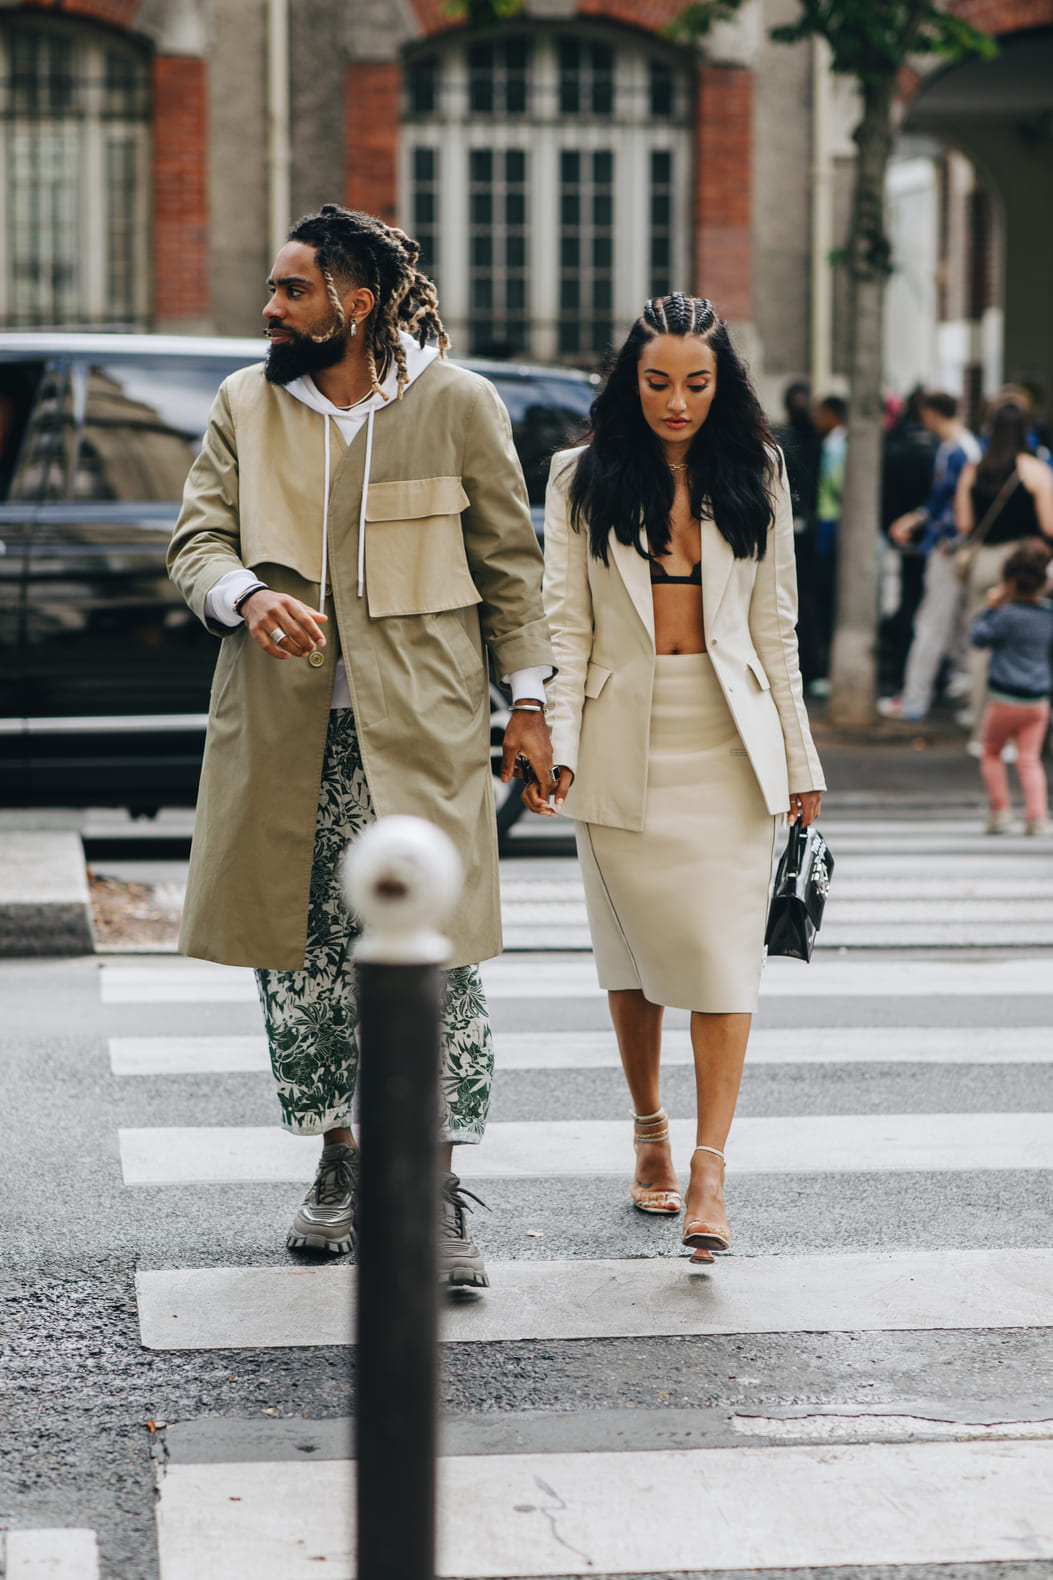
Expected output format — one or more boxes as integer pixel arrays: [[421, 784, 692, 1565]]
[[168, 358, 552, 970]]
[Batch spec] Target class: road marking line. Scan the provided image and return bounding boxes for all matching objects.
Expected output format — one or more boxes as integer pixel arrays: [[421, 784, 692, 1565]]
[[100, 955, 1053, 1002], [155, 1441, 1053, 1577], [3, 1528, 100, 1578], [496, 1025, 1053, 1067], [119, 1112, 1053, 1185], [136, 1248, 1053, 1351], [109, 1036, 269, 1075]]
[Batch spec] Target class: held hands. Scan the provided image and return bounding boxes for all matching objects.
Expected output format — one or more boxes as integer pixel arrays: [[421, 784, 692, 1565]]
[[241, 588, 328, 659], [788, 791, 822, 828], [501, 706, 560, 817]]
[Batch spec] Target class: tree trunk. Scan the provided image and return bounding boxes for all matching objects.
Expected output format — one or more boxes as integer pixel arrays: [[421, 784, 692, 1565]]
[[827, 75, 894, 729]]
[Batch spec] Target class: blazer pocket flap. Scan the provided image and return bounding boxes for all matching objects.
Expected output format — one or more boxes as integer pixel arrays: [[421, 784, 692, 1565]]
[[747, 656, 771, 691], [364, 476, 469, 522], [584, 662, 612, 699]]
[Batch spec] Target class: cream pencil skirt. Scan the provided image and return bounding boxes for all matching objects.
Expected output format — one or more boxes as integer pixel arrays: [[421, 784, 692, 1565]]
[[576, 652, 780, 1014]]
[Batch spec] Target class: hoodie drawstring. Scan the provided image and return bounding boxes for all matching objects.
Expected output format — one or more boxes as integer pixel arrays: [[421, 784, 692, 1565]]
[[319, 416, 331, 621], [357, 408, 375, 600]]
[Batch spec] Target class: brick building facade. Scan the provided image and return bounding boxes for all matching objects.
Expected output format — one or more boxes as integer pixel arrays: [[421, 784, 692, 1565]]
[[0, 0, 1048, 416]]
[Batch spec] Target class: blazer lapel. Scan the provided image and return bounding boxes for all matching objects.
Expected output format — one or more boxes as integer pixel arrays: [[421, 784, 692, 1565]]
[[609, 530, 655, 641], [700, 516, 735, 629]]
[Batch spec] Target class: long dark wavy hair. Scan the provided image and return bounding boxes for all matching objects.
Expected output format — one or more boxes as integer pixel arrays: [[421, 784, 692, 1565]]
[[568, 294, 775, 564], [975, 402, 1031, 494]]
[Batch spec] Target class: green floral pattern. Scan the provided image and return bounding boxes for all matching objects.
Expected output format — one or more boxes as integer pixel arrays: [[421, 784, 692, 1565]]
[[255, 710, 493, 1143]]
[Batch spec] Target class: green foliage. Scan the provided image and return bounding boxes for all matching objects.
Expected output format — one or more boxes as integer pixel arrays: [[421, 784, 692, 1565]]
[[442, 0, 526, 23], [671, 0, 997, 81]]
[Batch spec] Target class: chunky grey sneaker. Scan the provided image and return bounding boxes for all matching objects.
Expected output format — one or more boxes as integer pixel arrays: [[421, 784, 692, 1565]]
[[438, 1171, 489, 1289], [287, 1142, 359, 1254]]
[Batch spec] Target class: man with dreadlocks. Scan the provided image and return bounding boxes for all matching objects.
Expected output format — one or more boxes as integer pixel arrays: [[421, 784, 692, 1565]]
[[168, 206, 555, 1288]]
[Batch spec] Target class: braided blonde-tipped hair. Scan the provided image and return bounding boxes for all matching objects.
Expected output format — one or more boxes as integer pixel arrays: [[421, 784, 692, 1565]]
[[287, 204, 449, 400]]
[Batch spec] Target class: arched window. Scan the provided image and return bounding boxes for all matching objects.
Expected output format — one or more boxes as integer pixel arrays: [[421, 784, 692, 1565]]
[[0, 19, 150, 328], [403, 27, 692, 364]]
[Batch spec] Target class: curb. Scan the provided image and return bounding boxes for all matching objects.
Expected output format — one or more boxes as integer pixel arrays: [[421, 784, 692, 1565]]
[[0, 832, 96, 956]]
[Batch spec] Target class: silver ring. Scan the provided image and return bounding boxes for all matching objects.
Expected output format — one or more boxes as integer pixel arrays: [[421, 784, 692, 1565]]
[[270, 628, 286, 646]]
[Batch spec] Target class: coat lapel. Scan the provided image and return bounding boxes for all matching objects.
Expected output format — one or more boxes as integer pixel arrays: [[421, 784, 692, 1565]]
[[700, 516, 735, 630], [609, 530, 655, 640]]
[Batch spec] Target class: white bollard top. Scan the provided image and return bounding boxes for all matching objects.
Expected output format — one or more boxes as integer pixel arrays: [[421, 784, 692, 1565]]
[[343, 815, 464, 964]]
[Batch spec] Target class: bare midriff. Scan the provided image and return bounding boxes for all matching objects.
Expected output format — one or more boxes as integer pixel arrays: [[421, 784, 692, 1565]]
[[650, 513, 706, 654]]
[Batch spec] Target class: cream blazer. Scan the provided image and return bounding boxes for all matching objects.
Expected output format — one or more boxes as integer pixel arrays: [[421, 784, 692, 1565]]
[[543, 445, 826, 830]]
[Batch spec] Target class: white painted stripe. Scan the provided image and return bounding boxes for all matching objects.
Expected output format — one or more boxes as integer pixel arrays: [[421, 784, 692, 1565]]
[[497, 1025, 1053, 1067], [109, 1036, 269, 1075], [3, 1528, 100, 1578], [99, 954, 1053, 1004], [120, 1113, 1053, 1186], [155, 1441, 1053, 1578], [503, 875, 1053, 901], [136, 1248, 1053, 1351]]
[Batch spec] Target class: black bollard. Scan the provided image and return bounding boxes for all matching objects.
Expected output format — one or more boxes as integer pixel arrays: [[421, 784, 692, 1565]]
[[346, 817, 463, 1580], [355, 958, 441, 1580]]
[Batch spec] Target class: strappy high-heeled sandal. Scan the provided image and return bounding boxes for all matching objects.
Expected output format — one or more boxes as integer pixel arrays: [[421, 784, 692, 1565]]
[[630, 1108, 683, 1216], [681, 1144, 730, 1252]]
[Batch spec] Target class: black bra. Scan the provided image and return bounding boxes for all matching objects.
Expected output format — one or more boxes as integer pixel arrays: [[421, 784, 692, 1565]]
[[650, 558, 702, 586]]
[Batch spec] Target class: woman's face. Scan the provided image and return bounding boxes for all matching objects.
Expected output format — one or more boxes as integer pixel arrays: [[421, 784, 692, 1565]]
[[636, 334, 718, 447]]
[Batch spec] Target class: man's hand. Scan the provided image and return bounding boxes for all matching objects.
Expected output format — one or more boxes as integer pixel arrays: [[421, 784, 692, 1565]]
[[241, 589, 328, 659], [501, 705, 557, 818], [788, 791, 822, 828]]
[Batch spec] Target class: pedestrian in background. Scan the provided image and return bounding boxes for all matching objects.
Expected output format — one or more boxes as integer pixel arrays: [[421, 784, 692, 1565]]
[[811, 394, 848, 693], [955, 402, 1053, 744], [880, 392, 981, 722], [970, 539, 1053, 836], [775, 380, 823, 687], [534, 294, 824, 1266], [168, 205, 554, 1288]]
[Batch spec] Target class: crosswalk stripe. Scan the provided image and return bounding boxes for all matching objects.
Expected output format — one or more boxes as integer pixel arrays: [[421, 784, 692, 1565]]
[[118, 1112, 1053, 1186], [154, 1440, 1053, 1579], [99, 954, 1053, 1003], [109, 1036, 269, 1075], [135, 1247, 1053, 1351], [2, 1529, 100, 1578], [495, 1025, 1053, 1066]]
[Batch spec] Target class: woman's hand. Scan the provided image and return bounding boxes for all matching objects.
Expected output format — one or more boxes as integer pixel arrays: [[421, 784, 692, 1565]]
[[787, 790, 822, 828], [523, 765, 573, 816], [242, 589, 328, 659]]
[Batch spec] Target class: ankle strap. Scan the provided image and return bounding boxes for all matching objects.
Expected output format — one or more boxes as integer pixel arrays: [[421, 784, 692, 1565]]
[[632, 1108, 666, 1124], [693, 1145, 725, 1165]]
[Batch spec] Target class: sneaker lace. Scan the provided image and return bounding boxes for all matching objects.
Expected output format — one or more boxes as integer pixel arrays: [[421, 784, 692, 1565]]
[[440, 1175, 489, 1240], [311, 1151, 358, 1207]]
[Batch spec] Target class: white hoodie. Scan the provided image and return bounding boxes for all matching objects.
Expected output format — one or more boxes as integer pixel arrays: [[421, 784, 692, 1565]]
[[204, 332, 547, 707]]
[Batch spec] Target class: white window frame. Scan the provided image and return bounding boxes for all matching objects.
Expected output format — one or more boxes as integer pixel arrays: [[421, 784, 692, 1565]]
[[0, 20, 150, 329], [400, 25, 692, 365]]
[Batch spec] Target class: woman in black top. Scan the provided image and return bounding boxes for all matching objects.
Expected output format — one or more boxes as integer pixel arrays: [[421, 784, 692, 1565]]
[[954, 403, 1053, 737]]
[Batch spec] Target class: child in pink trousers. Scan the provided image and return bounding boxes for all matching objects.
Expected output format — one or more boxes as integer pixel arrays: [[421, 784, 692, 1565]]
[[969, 538, 1053, 836]]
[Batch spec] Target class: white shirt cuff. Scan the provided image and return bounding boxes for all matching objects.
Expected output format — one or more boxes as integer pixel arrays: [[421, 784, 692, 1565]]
[[505, 665, 552, 702], [204, 568, 265, 628]]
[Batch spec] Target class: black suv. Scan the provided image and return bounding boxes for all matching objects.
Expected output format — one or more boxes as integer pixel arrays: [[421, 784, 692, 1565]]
[[0, 336, 594, 831]]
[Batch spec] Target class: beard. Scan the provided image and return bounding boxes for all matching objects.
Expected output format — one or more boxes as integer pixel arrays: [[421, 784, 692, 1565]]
[[264, 321, 350, 386]]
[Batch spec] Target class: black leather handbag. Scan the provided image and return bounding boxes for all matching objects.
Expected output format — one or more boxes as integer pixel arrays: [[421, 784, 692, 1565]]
[[764, 817, 834, 962]]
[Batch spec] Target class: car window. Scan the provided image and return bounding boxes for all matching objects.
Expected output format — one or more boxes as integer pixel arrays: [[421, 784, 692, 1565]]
[[6, 355, 258, 505], [488, 374, 593, 504]]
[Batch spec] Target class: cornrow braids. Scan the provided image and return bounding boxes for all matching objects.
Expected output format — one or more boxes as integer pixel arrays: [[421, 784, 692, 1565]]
[[287, 204, 449, 400], [643, 293, 716, 338]]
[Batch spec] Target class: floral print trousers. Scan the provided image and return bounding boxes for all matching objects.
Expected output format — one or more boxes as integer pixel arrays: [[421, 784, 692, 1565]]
[[255, 709, 494, 1144]]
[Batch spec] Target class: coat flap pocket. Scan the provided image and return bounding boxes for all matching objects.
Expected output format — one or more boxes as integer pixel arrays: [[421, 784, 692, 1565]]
[[584, 662, 612, 699], [747, 656, 771, 691], [364, 476, 469, 522]]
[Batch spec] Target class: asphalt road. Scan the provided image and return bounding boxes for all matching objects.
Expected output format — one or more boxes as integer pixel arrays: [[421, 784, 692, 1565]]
[[2, 801, 1053, 1578]]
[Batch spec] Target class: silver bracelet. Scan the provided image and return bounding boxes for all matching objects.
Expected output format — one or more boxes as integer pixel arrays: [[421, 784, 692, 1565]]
[[510, 702, 547, 714]]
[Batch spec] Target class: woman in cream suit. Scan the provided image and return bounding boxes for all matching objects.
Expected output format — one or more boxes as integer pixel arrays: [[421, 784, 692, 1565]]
[[526, 295, 825, 1264]]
